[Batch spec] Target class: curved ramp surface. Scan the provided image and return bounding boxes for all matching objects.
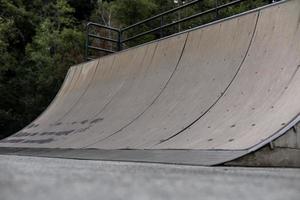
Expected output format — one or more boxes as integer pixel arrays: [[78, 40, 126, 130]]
[[0, 0, 299, 166]]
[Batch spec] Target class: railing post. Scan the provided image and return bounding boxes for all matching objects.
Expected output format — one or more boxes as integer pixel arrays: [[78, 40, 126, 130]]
[[85, 23, 90, 61], [118, 29, 122, 51], [215, 0, 219, 20], [160, 16, 164, 38]]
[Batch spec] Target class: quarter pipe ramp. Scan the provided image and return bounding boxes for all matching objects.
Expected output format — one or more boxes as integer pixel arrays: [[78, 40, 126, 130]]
[[0, 0, 299, 166]]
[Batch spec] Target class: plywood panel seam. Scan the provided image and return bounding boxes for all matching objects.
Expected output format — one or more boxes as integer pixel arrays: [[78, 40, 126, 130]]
[[55, 59, 101, 123], [82, 33, 190, 148], [153, 12, 261, 146]]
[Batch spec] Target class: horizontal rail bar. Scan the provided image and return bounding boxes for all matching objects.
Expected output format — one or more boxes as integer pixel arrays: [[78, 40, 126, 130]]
[[122, 27, 161, 43], [88, 34, 119, 43], [87, 46, 116, 53], [87, 22, 120, 32], [122, 0, 202, 31], [122, 0, 247, 43]]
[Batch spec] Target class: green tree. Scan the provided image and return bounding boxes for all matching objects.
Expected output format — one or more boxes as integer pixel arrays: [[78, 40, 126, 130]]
[[0, 0, 40, 138], [0, 0, 84, 139], [26, 0, 84, 112]]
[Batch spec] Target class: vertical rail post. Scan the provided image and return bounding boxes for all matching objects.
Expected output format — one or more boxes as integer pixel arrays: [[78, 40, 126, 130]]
[[85, 23, 90, 61], [215, 0, 219, 20], [178, 0, 182, 32], [118, 29, 122, 51], [160, 16, 164, 38], [160, 0, 163, 38]]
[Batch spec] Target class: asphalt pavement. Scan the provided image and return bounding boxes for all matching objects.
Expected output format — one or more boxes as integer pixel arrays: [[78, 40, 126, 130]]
[[0, 155, 299, 200]]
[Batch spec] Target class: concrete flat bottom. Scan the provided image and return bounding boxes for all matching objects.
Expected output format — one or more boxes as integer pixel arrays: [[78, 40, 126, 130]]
[[1, 155, 299, 200]]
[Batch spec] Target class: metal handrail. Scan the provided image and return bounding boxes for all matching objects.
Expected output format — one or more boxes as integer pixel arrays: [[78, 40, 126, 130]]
[[85, 22, 121, 60], [87, 22, 120, 32], [85, 0, 277, 60], [88, 34, 118, 43], [122, 0, 202, 32], [122, 0, 248, 43], [87, 46, 116, 53]]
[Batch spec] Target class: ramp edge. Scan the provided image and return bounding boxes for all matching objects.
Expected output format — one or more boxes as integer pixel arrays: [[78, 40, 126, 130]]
[[0, 118, 298, 167]]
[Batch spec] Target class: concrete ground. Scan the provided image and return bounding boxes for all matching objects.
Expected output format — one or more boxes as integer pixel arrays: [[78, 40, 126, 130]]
[[0, 155, 299, 200]]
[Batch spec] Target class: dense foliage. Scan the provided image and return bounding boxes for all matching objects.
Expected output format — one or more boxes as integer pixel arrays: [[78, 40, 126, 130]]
[[0, 0, 271, 139]]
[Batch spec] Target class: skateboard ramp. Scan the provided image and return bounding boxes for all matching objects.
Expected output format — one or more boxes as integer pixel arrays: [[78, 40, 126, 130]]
[[0, 0, 299, 166]]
